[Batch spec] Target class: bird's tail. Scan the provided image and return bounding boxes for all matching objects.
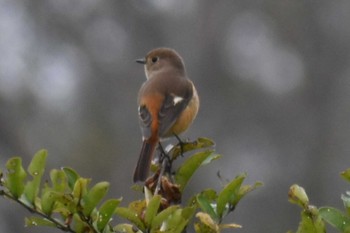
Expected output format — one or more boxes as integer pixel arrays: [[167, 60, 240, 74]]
[[133, 139, 157, 182]]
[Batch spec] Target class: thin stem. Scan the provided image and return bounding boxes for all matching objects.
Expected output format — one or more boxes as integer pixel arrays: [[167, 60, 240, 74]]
[[0, 190, 75, 232], [154, 157, 168, 195]]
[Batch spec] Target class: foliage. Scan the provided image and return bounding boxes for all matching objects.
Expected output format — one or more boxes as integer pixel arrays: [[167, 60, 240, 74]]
[[0, 138, 261, 233], [288, 168, 350, 233], [2, 139, 350, 233]]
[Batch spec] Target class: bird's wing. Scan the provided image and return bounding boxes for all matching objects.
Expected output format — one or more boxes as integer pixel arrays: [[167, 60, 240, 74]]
[[157, 83, 193, 137]]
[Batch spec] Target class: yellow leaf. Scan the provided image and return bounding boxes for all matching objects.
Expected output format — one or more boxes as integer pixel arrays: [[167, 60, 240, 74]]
[[196, 212, 219, 232], [219, 223, 242, 229]]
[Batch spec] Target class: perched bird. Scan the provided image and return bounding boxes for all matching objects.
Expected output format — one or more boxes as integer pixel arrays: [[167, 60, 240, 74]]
[[133, 48, 199, 182]]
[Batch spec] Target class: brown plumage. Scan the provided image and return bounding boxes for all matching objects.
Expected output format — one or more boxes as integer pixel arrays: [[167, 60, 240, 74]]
[[133, 48, 199, 182]]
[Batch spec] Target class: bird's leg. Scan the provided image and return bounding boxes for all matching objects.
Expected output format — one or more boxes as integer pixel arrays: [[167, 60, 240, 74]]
[[174, 133, 185, 157], [154, 157, 168, 195], [155, 142, 173, 194], [157, 142, 170, 167]]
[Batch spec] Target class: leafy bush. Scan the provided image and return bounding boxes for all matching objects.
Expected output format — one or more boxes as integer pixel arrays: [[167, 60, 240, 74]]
[[288, 169, 350, 233], [0, 138, 261, 233], [3, 138, 350, 232]]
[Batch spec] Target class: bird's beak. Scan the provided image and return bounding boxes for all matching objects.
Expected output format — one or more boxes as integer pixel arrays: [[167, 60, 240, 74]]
[[136, 58, 146, 64]]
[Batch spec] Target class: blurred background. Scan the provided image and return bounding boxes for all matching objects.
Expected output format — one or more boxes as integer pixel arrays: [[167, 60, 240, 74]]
[[1, 0, 350, 232]]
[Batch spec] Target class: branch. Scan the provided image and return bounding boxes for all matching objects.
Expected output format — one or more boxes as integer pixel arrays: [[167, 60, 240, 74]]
[[0, 190, 75, 233]]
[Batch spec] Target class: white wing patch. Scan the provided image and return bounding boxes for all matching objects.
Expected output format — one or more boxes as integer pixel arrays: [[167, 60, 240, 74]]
[[172, 95, 184, 105]]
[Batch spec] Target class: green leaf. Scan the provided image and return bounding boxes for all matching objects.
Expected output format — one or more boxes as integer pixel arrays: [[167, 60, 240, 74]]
[[151, 205, 179, 230], [40, 169, 68, 216], [62, 167, 80, 190], [293, 207, 325, 233], [23, 149, 48, 204], [319, 207, 350, 232], [50, 169, 67, 192], [72, 177, 90, 201], [216, 173, 246, 219], [72, 213, 90, 233], [236, 182, 262, 205], [182, 205, 196, 219], [25, 216, 56, 228], [165, 206, 195, 233], [41, 189, 56, 215], [82, 181, 110, 216], [175, 150, 219, 192], [170, 137, 216, 159], [342, 192, 350, 216], [51, 191, 77, 216], [97, 198, 122, 232], [115, 207, 145, 231], [144, 195, 161, 227], [128, 199, 147, 218], [341, 169, 350, 183], [5, 157, 27, 198], [27, 150, 47, 176], [199, 189, 218, 201], [197, 193, 218, 222], [164, 209, 186, 233], [197, 137, 215, 146]]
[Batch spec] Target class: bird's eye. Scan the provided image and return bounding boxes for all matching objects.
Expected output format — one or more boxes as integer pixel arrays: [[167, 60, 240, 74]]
[[151, 56, 159, 63]]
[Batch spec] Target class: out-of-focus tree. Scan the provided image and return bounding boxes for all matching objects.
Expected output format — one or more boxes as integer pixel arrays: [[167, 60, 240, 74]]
[[1, 0, 350, 232]]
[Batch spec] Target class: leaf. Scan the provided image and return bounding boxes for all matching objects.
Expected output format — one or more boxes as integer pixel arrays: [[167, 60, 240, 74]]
[[82, 181, 110, 216], [51, 191, 77, 216], [175, 150, 219, 192], [115, 207, 145, 231], [236, 182, 262, 204], [128, 199, 146, 218], [144, 186, 153, 205], [196, 212, 219, 233], [144, 195, 161, 227], [50, 169, 67, 192], [199, 189, 218, 200], [197, 137, 215, 146], [170, 137, 216, 159], [319, 207, 350, 232], [41, 189, 56, 215], [25, 216, 56, 228], [341, 169, 350, 183], [72, 177, 90, 201], [62, 167, 80, 190], [27, 150, 47, 176], [165, 206, 195, 233], [5, 157, 27, 198], [342, 192, 350, 216], [196, 193, 218, 222], [97, 198, 122, 232], [219, 223, 242, 229], [151, 205, 179, 230], [294, 206, 325, 233], [216, 173, 246, 219], [164, 209, 188, 233], [72, 213, 89, 233], [239, 182, 263, 194], [23, 150, 48, 204]]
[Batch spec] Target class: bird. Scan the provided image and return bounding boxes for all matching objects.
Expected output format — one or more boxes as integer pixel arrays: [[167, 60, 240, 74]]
[[133, 48, 199, 182]]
